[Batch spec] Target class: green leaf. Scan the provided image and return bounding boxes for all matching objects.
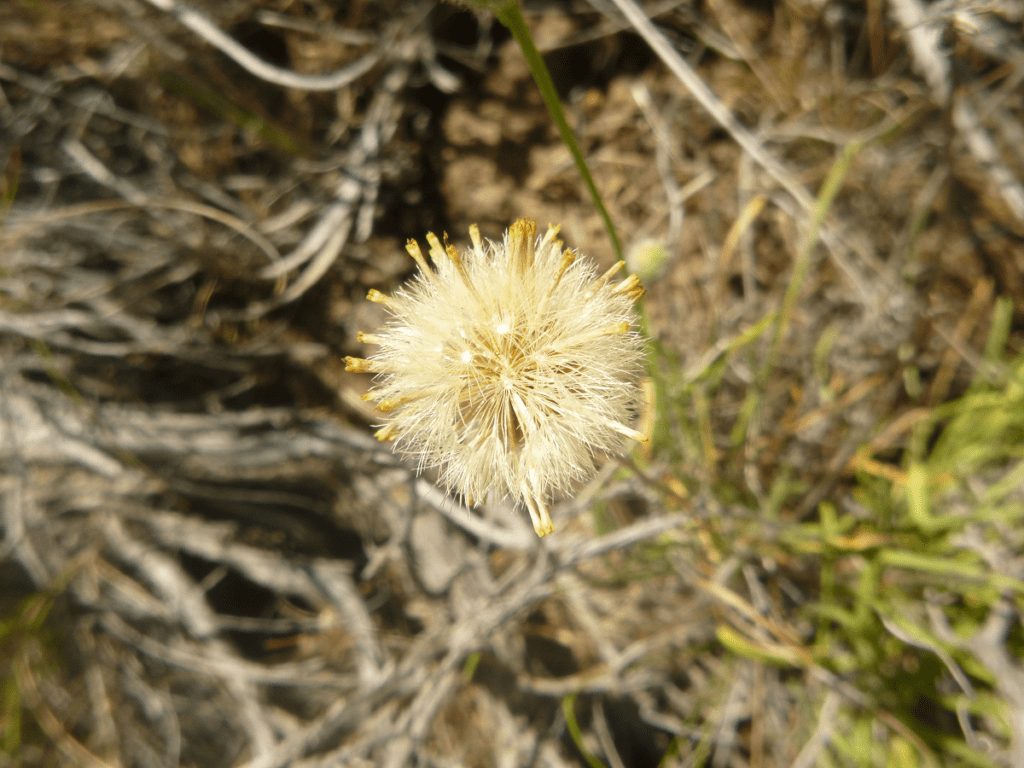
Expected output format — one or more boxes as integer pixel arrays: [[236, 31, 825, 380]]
[[561, 694, 607, 768], [716, 625, 803, 667], [906, 462, 936, 532], [461, 651, 482, 682]]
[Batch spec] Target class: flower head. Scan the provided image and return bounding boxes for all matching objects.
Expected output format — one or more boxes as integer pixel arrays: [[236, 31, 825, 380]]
[[345, 218, 646, 536]]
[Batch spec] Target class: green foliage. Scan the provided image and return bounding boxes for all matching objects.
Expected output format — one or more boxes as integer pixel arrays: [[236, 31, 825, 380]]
[[462, 650, 482, 682], [0, 586, 62, 761], [156, 70, 308, 156], [786, 312, 1024, 766], [561, 695, 608, 768], [735, 141, 865, 449]]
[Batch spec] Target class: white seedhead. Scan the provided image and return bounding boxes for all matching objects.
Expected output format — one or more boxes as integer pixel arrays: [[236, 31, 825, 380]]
[[346, 218, 647, 536]]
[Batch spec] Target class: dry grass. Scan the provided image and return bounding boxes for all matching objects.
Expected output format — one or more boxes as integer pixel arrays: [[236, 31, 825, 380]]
[[2, 0, 1024, 766]]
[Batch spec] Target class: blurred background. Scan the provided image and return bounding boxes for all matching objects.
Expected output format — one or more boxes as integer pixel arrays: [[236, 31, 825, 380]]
[[2, 0, 1024, 766]]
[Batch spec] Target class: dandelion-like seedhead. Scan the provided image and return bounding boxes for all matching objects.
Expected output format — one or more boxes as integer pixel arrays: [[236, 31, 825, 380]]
[[345, 219, 646, 537]]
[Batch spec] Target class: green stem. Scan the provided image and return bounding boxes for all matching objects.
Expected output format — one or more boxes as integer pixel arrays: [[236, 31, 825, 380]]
[[731, 140, 864, 448], [493, 1, 623, 260]]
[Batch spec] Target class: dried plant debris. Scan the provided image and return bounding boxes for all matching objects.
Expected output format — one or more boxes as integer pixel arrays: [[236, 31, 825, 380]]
[[2, 0, 1024, 767]]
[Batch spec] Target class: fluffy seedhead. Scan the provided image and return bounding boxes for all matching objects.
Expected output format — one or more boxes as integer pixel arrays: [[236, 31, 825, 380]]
[[346, 218, 647, 536]]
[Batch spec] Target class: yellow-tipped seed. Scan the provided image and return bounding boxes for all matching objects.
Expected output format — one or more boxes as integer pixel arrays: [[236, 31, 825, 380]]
[[425, 232, 446, 266], [357, 332, 384, 345], [612, 274, 642, 297], [374, 423, 398, 442], [366, 289, 395, 309], [596, 260, 626, 288], [405, 239, 434, 280], [344, 356, 379, 373]]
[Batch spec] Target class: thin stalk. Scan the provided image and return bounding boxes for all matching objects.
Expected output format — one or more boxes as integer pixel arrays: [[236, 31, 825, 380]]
[[493, 1, 623, 260]]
